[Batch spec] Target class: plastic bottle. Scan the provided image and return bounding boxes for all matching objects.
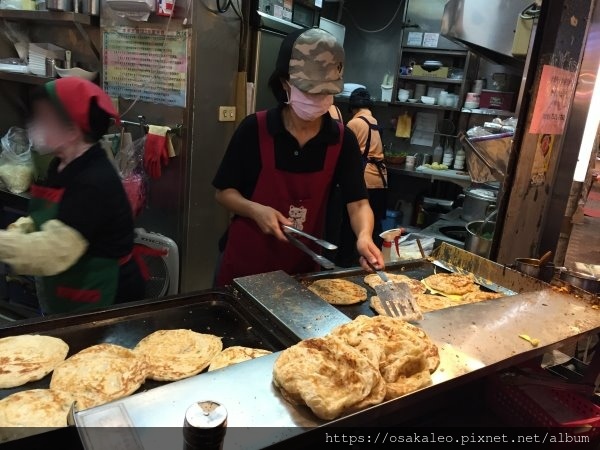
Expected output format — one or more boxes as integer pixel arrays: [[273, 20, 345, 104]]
[[454, 148, 466, 170], [443, 146, 454, 167], [433, 144, 443, 164]]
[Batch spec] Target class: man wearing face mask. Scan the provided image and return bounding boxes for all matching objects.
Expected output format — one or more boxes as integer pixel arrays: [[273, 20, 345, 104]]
[[213, 28, 384, 286], [0, 78, 145, 314]]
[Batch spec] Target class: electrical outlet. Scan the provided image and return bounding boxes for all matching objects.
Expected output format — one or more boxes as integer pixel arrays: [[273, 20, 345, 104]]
[[218, 106, 236, 122]]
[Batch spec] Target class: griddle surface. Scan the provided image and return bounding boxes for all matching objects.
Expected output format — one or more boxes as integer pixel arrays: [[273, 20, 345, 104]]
[[0, 292, 290, 400]]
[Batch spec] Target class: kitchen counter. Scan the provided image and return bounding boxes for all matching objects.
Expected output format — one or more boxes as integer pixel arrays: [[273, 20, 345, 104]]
[[387, 163, 471, 188], [420, 208, 468, 248]]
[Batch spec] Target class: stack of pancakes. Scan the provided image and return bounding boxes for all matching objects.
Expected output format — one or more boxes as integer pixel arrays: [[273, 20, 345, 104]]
[[273, 315, 439, 420]]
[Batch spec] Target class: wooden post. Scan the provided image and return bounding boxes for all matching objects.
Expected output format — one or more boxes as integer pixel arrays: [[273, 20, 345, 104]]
[[494, 0, 598, 264]]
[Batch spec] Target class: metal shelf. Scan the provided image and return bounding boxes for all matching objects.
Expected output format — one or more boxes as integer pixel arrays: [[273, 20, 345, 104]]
[[0, 9, 95, 24], [390, 101, 460, 112], [0, 71, 54, 85], [398, 75, 463, 85], [461, 108, 516, 117], [401, 47, 469, 56]]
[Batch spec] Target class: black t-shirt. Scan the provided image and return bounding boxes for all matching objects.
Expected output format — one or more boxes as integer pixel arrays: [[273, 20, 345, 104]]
[[212, 107, 368, 203], [44, 144, 134, 259]]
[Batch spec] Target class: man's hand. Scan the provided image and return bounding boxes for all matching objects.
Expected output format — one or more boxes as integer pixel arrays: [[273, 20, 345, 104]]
[[357, 233, 385, 272], [250, 204, 293, 242]]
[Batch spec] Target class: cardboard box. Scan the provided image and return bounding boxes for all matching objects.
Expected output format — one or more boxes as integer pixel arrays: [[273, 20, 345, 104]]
[[411, 65, 449, 78], [479, 89, 515, 110]]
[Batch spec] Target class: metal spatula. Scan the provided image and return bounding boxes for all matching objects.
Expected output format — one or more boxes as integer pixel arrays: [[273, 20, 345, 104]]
[[366, 261, 423, 321]]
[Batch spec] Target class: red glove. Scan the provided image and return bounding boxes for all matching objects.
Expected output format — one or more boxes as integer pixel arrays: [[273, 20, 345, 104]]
[[144, 125, 170, 179]]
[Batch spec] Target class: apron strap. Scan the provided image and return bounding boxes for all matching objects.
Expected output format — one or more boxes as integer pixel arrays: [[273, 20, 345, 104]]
[[130, 244, 168, 281], [256, 110, 275, 171], [357, 116, 387, 188]]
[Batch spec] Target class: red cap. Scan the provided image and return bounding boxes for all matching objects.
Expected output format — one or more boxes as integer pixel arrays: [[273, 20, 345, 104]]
[[45, 78, 120, 132]]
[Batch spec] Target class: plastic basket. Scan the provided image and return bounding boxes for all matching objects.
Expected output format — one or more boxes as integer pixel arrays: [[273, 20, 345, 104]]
[[487, 371, 600, 441]]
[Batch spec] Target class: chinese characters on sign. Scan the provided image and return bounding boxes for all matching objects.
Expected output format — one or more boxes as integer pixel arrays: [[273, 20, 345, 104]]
[[103, 28, 188, 108], [529, 64, 576, 135]]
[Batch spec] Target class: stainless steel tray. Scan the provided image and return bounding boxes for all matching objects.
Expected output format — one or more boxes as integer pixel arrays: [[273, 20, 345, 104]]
[[72, 266, 600, 450]]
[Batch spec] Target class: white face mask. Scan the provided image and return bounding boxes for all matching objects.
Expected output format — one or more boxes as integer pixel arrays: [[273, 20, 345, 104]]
[[285, 83, 334, 122], [28, 124, 60, 155]]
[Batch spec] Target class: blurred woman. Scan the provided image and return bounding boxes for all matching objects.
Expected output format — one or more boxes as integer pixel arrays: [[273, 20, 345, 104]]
[[0, 78, 145, 314]]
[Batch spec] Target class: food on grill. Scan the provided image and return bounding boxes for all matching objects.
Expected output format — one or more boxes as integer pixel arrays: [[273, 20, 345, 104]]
[[422, 273, 479, 297], [0, 335, 69, 389], [134, 329, 223, 381], [364, 273, 427, 296], [307, 279, 367, 305], [208, 346, 272, 372], [371, 293, 453, 315], [331, 315, 439, 399], [272, 335, 385, 420], [519, 334, 540, 347], [0, 389, 74, 441], [50, 343, 147, 410], [462, 290, 503, 303], [273, 315, 440, 420]]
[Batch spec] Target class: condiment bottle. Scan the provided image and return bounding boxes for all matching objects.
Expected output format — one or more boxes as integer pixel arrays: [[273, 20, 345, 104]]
[[443, 147, 454, 167], [454, 148, 466, 170], [183, 401, 228, 450], [433, 144, 443, 164]]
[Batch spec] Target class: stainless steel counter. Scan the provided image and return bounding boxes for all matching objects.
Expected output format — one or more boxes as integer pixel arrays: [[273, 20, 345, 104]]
[[387, 164, 472, 188], [419, 208, 468, 248], [75, 266, 600, 450]]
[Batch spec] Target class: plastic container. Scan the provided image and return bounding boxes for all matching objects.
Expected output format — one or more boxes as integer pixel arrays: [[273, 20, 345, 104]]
[[380, 228, 403, 263], [454, 148, 466, 170], [380, 84, 393, 102], [433, 145, 443, 164], [443, 147, 454, 167], [381, 209, 403, 231]]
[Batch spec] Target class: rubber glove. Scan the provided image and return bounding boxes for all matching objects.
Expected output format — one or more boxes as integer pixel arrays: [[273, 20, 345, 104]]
[[0, 219, 88, 276], [144, 125, 171, 179]]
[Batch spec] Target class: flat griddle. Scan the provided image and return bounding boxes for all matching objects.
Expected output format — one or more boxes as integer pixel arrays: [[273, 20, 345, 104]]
[[297, 261, 439, 320], [0, 290, 297, 401]]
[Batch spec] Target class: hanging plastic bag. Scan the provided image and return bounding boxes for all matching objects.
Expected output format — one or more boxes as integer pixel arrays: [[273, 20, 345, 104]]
[[0, 127, 34, 194], [397, 233, 436, 261], [114, 134, 147, 218]]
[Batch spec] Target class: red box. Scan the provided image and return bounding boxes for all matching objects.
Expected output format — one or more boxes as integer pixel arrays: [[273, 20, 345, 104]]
[[479, 89, 515, 110]]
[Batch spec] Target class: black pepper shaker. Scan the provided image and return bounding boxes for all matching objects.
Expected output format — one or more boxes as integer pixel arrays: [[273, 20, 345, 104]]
[[183, 401, 228, 450]]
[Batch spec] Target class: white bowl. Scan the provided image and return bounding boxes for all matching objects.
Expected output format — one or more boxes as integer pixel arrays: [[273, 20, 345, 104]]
[[408, 98, 418, 103], [464, 101, 479, 109], [421, 96, 436, 105], [55, 67, 98, 81], [398, 94, 409, 102]]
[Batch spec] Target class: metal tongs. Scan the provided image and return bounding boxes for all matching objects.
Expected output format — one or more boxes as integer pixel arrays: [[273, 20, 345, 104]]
[[283, 225, 337, 270]]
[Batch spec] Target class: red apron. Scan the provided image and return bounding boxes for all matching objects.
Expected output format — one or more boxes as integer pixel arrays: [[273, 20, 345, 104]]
[[216, 110, 343, 286]]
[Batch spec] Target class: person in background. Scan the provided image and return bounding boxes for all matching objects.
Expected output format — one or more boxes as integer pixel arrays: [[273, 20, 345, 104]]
[[328, 104, 343, 123], [213, 28, 384, 286], [0, 78, 145, 315], [336, 88, 387, 267]]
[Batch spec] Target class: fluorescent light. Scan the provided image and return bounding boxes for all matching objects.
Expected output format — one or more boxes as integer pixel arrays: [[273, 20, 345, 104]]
[[574, 62, 600, 182]]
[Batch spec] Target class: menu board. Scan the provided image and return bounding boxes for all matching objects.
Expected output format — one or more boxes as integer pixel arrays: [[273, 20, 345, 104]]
[[103, 28, 189, 108]]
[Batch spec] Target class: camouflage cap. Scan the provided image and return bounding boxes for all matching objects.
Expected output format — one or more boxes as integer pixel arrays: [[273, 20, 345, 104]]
[[285, 28, 344, 95]]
